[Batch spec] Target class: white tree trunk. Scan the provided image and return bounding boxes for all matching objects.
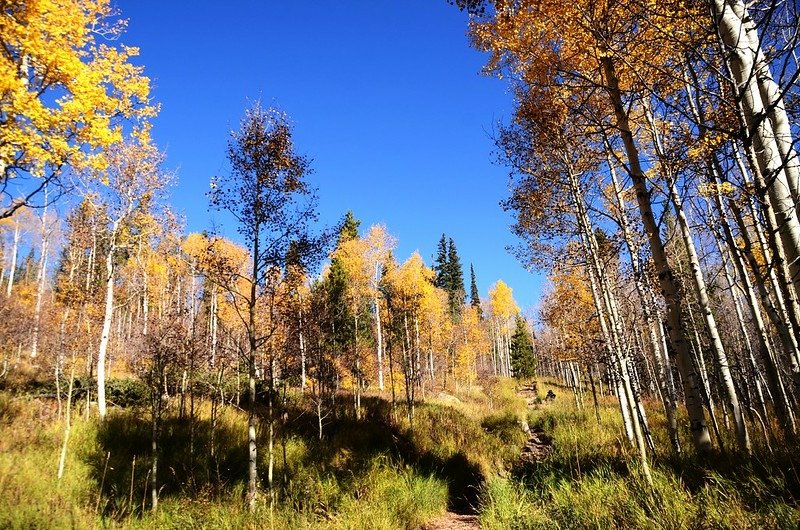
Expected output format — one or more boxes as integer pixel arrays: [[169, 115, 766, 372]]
[[31, 201, 49, 359], [643, 101, 750, 452], [97, 248, 115, 419], [5, 219, 19, 297], [375, 260, 385, 391], [713, 0, 800, 299], [57, 364, 76, 480]]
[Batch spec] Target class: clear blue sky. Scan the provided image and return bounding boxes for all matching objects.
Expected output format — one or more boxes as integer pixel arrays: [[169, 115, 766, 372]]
[[116, 0, 545, 311]]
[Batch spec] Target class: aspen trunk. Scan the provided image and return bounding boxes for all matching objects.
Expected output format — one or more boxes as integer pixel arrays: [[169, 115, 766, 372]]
[[601, 55, 711, 452], [708, 192, 774, 434], [57, 363, 76, 480], [666, 178, 749, 452], [607, 152, 681, 453], [5, 219, 19, 298], [565, 156, 653, 477], [211, 286, 218, 368], [246, 235, 259, 512], [31, 197, 49, 359], [731, 0, 800, 204], [97, 246, 116, 419], [713, 0, 800, 301], [375, 261, 385, 391], [642, 95, 750, 450]]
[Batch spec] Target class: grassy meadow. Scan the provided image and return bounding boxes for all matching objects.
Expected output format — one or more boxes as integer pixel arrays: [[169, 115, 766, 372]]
[[1, 376, 798, 529]]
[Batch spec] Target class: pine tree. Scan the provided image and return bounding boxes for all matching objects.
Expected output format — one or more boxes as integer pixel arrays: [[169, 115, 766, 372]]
[[338, 211, 360, 246], [326, 212, 361, 357], [446, 238, 465, 316], [433, 234, 448, 289], [469, 263, 481, 316], [510, 315, 536, 379]]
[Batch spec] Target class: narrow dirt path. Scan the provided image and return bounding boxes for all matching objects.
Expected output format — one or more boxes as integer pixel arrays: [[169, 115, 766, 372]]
[[422, 512, 480, 530], [421, 383, 554, 529], [518, 383, 554, 466]]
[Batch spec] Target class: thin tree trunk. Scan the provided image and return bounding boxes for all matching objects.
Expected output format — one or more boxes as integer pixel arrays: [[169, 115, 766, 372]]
[[607, 150, 681, 453], [5, 219, 19, 298], [667, 179, 749, 452], [246, 237, 259, 512], [601, 55, 711, 452], [375, 261, 384, 391], [57, 362, 76, 480], [31, 197, 49, 359], [97, 241, 116, 419]]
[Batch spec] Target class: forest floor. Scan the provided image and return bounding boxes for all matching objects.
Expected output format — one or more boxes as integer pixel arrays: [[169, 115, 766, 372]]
[[423, 511, 480, 530], [2, 373, 800, 528]]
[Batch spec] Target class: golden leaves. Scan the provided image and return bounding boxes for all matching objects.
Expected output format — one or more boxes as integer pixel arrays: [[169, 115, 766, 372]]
[[0, 0, 156, 181]]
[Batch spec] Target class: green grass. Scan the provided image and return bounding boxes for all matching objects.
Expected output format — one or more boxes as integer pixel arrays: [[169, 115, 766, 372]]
[[3, 376, 799, 529], [478, 379, 800, 530], [0, 391, 451, 529]]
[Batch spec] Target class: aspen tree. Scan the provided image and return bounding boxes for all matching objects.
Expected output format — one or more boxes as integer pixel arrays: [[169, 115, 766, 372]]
[[92, 135, 167, 419], [209, 103, 321, 511]]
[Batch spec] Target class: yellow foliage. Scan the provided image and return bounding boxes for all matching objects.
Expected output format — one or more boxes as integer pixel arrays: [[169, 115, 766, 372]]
[[0, 0, 156, 187], [489, 280, 518, 321], [540, 267, 600, 361]]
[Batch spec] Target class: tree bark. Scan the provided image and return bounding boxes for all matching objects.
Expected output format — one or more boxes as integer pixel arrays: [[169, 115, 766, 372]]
[[601, 55, 712, 452]]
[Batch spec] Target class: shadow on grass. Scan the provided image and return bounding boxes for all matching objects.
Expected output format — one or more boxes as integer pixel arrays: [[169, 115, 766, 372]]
[[88, 411, 247, 518], [514, 411, 800, 513], [282, 396, 486, 514], [87, 394, 488, 519]]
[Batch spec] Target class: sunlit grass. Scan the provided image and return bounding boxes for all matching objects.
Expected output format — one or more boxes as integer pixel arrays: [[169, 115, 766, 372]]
[[3, 376, 799, 529], [478, 377, 800, 530]]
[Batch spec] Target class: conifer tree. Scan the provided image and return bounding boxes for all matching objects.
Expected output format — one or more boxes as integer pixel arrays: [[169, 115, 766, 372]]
[[326, 212, 361, 350], [433, 234, 448, 289], [469, 263, 481, 316], [446, 238, 465, 316], [510, 315, 536, 379], [338, 211, 360, 246]]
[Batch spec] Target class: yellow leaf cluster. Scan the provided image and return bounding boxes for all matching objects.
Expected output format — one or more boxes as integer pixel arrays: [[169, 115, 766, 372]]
[[0, 0, 156, 180]]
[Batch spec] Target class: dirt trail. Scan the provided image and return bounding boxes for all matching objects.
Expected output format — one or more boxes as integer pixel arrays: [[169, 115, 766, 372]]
[[422, 512, 480, 530], [421, 383, 554, 529], [517, 383, 554, 466]]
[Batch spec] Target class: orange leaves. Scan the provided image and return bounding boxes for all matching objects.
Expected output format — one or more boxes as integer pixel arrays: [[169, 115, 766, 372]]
[[471, 0, 708, 108], [539, 267, 599, 360], [183, 232, 249, 286]]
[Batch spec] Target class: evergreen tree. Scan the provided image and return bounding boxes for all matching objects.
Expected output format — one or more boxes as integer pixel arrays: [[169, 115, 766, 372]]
[[433, 234, 448, 289], [510, 314, 536, 379], [338, 211, 360, 246], [325, 211, 362, 360], [446, 238, 465, 315], [469, 263, 481, 316]]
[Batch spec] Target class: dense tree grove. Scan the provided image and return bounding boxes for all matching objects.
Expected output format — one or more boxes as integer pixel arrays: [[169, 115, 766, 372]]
[[450, 0, 800, 467], [0, 23, 528, 505], [0, 112, 528, 510]]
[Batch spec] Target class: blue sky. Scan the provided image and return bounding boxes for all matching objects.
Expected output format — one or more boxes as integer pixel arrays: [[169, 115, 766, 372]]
[[116, 0, 545, 311]]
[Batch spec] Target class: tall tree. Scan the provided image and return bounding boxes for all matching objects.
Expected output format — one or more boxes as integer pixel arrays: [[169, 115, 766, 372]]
[[446, 238, 465, 316], [208, 102, 321, 511], [433, 234, 448, 289], [510, 314, 535, 379], [92, 135, 168, 419], [469, 263, 481, 316]]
